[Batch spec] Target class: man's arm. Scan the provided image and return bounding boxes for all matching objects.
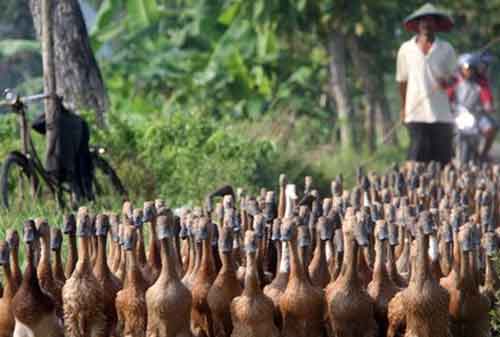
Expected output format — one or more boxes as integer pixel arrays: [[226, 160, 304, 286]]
[[399, 81, 407, 122]]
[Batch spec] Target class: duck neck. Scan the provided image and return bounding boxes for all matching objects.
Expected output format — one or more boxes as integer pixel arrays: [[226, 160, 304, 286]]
[[148, 218, 161, 269], [38, 235, 52, 279], [2, 262, 16, 298], [279, 242, 290, 274], [342, 236, 359, 286], [95, 235, 110, 278], [193, 240, 202, 273], [415, 234, 430, 290], [484, 255, 499, 288], [373, 239, 389, 282], [387, 244, 398, 278], [278, 186, 286, 219], [274, 240, 282, 276], [243, 252, 260, 296], [22, 243, 44, 296], [125, 247, 142, 287], [185, 236, 194, 275], [66, 234, 78, 275], [10, 245, 20, 276], [220, 251, 236, 274], [288, 239, 306, 282], [451, 231, 460, 273], [136, 227, 147, 267], [284, 196, 295, 219], [160, 237, 178, 280], [76, 237, 91, 273], [200, 238, 215, 275], [53, 248, 64, 279], [458, 248, 475, 291]]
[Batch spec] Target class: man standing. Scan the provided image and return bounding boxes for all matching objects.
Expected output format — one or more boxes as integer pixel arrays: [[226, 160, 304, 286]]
[[396, 3, 457, 165]]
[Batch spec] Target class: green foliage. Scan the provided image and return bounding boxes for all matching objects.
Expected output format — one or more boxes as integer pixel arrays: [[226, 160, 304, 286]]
[[0, 39, 40, 58]]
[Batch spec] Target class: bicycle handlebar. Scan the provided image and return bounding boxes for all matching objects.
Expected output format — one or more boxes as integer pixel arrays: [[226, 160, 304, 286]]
[[0, 90, 54, 109]]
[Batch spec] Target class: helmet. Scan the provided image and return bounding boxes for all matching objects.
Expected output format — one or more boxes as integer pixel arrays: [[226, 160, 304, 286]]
[[458, 53, 481, 70]]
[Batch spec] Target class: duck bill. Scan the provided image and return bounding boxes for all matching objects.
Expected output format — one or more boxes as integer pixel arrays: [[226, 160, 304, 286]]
[[298, 234, 311, 248], [50, 236, 62, 251], [485, 241, 496, 256], [0, 249, 9, 265], [24, 227, 36, 243], [123, 238, 134, 251], [157, 225, 171, 240]]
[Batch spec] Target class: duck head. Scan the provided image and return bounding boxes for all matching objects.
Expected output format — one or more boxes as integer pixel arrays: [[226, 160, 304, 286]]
[[482, 232, 497, 257], [35, 218, 50, 239], [50, 228, 63, 251], [264, 191, 276, 221], [334, 228, 344, 253], [5, 229, 19, 251], [0, 241, 10, 266], [143, 201, 156, 223], [374, 220, 388, 242], [440, 222, 453, 243], [63, 214, 76, 235], [281, 217, 297, 242], [76, 208, 91, 237], [196, 217, 211, 241], [297, 225, 311, 248], [331, 175, 343, 197], [23, 219, 37, 244], [155, 199, 166, 212], [122, 226, 137, 251], [279, 174, 287, 188], [157, 213, 173, 240], [219, 226, 233, 253], [95, 214, 110, 237], [387, 221, 399, 246], [132, 208, 144, 229], [271, 219, 281, 241], [458, 224, 473, 253], [317, 216, 333, 241]]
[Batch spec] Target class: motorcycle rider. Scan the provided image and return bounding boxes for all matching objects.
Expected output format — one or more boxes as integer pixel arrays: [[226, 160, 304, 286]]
[[447, 52, 497, 161]]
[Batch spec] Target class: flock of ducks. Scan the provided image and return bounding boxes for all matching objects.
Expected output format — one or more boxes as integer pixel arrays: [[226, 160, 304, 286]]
[[0, 161, 499, 337]]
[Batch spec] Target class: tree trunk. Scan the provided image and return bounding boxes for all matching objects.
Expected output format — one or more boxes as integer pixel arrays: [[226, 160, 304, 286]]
[[29, 0, 108, 127], [346, 35, 397, 147], [327, 30, 358, 150], [41, 0, 61, 176]]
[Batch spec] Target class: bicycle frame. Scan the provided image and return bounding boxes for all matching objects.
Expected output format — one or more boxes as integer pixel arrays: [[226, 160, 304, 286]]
[[1, 91, 62, 202]]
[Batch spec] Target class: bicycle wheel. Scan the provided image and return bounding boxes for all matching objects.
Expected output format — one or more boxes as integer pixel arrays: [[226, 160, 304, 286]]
[[92, 155, 127, 200], [1, 151, 39, 209]]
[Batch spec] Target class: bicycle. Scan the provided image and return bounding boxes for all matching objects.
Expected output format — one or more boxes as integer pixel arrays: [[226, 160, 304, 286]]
[[0, 89, 127, 209]]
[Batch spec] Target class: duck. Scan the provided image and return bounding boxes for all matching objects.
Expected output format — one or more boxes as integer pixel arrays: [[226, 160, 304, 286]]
[[63, 213, 78, 278], [279, 217, 325, 337], [93, 214, 122, 337], [388, 211, 451, 337], [146, 212, 193, 337], [191, 216, 217, 337], [230, 230, 280, 337], [115, 224, 149, 337], [207, 223, 242, 337], [308, 216, 332, 288], [11, 219, 64, 337], [5, 229, 22, 288], [0, 240, 19, 337], [62, 208, 108, 337], [367, 220, 398, 337], [446, 224, 490, 337], [35, 218, 64, 320], [263, 218, 289, 329], [144, 201, 161, 281], [481, 232, 500, 308], [325, 207, 377, 337], [50, 228, 66, 284]]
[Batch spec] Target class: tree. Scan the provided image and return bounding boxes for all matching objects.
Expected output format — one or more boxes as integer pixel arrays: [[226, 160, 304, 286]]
[[29, 0, 109, 127]]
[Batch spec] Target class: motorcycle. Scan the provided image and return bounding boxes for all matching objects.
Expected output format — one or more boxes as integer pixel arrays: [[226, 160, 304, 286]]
[[453, 104, 481, 165]]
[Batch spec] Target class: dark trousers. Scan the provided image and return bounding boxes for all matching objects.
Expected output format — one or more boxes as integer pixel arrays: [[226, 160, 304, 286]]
[[406, 122, 454, 166]]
